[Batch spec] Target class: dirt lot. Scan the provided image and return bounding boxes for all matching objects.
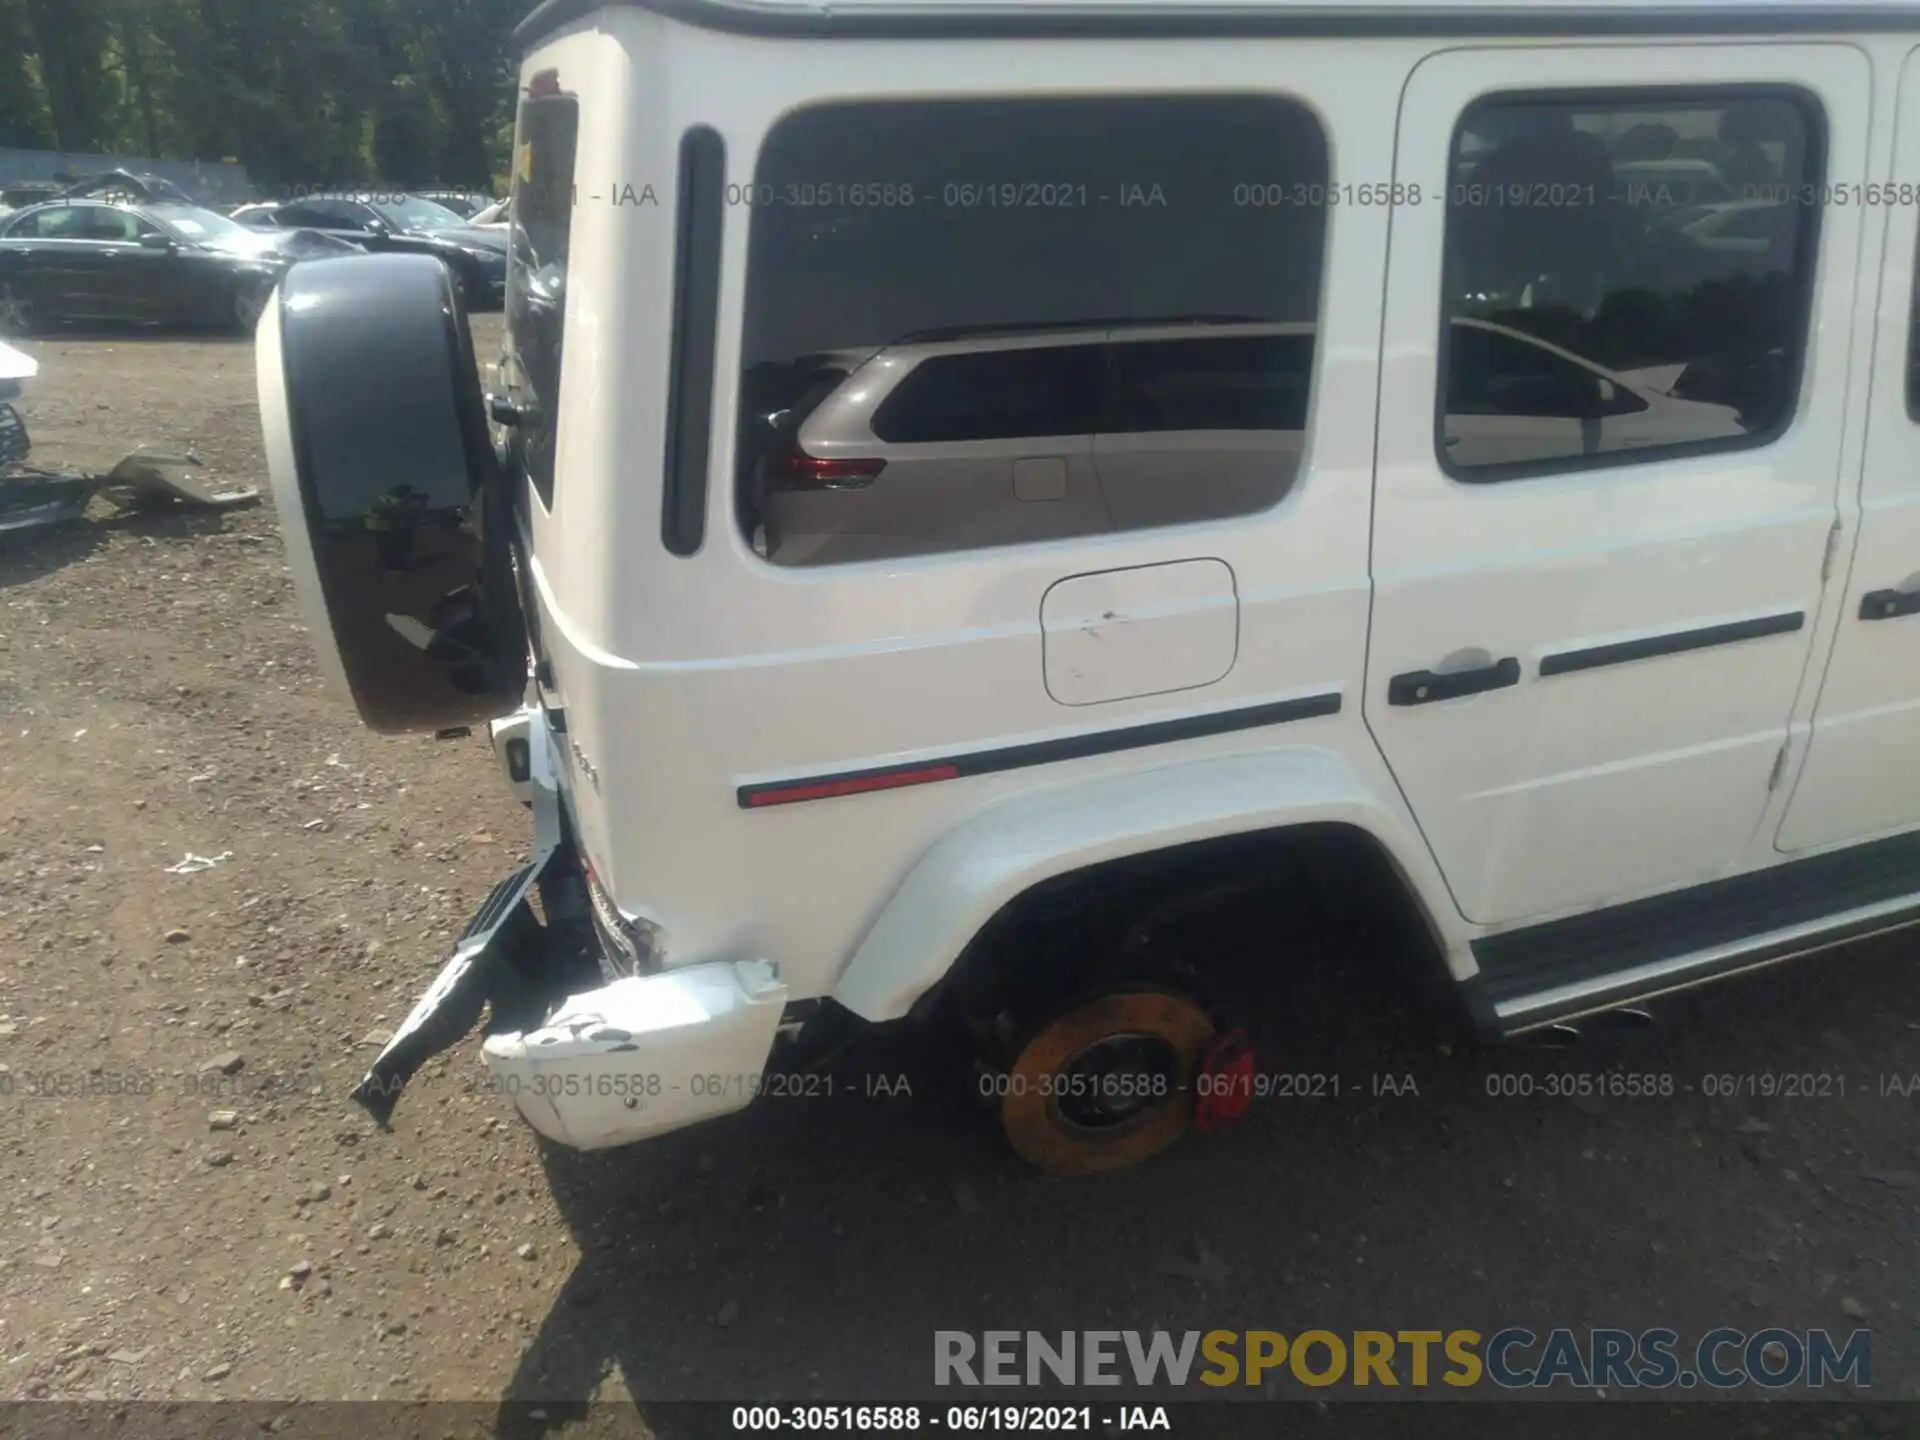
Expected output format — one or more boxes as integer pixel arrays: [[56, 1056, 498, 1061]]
[[2, 323, 1919, 1434]]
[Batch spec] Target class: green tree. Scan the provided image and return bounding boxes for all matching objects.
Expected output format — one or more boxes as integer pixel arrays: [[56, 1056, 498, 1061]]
[[21, 0, 118, 152], [0, 0, 56, 149], [3, 0, 524, 191]]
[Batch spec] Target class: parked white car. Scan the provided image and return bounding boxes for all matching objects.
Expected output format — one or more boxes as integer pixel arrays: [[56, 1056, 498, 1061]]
[[258, 0, 1920, 1177]]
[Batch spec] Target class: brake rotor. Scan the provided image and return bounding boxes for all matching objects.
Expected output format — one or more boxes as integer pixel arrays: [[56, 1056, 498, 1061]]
[[999, 990, 1216, 1177]]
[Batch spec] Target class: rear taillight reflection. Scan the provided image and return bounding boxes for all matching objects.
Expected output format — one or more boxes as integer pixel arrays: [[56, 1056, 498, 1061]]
[[770, 443, 885, 490]]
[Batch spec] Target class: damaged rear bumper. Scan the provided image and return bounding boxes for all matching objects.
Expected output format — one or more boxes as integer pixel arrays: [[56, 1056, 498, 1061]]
[[482, 960, 788, 1149], [352, 703, 790, 1149], [350, 853, 552, 1124]]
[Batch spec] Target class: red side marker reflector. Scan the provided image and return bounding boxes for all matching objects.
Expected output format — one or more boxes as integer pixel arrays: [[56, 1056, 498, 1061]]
[[1194, 1028, 1255, 1134], [744, 763, 961, 808]]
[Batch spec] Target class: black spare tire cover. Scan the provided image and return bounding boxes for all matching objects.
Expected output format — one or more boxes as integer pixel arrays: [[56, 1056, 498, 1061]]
[[257, 253, 522, 733]]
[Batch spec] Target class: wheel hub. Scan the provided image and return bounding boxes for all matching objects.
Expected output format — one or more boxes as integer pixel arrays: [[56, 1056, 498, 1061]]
[[997, 989, 1217, 1176], [1050, 1031, 1180, 1132]]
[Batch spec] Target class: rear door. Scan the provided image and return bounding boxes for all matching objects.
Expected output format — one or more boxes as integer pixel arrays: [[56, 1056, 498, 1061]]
[[1367, 47, 1865, 928], [4, 203, 103, 316], [82, 205, 171, 321], [1778, 47, 1920, 853]]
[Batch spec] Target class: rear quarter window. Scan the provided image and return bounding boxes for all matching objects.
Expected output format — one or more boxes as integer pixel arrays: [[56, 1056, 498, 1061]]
[[508, 87, 580, 511], [871, 345, 1105, 444], [737, 94, 1330, 567]]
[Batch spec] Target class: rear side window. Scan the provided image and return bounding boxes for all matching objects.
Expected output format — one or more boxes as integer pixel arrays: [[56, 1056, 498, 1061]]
[[738, 95, 1329, 567], [507, 84, 580, 510], [1108, 334, 1316, 433], [1446, 324, 1647, 419], [1440, 90, 1822, 479], [872, 345, 1104, 443], [1908, 249, 1920, 421], [87, 208, 156, 242], [280, 201, 357, 228], [12, 205, 90, 239]]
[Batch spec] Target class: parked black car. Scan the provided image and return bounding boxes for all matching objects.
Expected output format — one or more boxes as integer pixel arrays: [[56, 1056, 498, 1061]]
[[232, 193, 508, 309], [418, 190, 494, 220], [59, 170, 197, 205], [0, 199, 333, 335]]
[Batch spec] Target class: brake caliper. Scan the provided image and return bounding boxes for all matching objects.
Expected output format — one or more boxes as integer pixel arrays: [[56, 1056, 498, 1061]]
[[1193, 1027, 1255, 1133]]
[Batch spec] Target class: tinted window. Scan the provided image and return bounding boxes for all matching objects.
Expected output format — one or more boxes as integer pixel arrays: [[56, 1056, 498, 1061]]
[[506, 90, 579, 509], [87, 208, 156, 242], [739, 95, 1328, 566], [1719, 207, 1772, 240], [1441, 91, 1820, 477], [1447, 325, 1646, 419], [1108, 333, 1315, 433], [1908, 250, 1920, 421], [13, 205, 91, 239], [281, 200, 372, 229], [370, 196, 466, 233], [873, 345, 1103, 443]]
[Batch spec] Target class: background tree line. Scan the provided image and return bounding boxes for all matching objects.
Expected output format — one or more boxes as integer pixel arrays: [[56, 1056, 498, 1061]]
[[0, 0, 531, 191]]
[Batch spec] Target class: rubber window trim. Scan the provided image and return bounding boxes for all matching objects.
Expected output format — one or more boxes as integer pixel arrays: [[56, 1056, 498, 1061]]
[[663, 125, 726, 556]]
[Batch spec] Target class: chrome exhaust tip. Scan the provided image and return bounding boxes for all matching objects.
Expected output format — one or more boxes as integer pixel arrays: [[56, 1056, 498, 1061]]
[[1585, 1007, 1656, 1036], [1526, 1022, 1586, 1050]]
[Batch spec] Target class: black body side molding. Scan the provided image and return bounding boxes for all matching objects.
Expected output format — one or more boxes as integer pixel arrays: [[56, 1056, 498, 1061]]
[[739, 691, 1342, 808], [1539, 612, 1804, 678]]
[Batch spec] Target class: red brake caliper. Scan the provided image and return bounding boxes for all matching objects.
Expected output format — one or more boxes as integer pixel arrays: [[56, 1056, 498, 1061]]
[[1193, 1027, 1255, 1133]]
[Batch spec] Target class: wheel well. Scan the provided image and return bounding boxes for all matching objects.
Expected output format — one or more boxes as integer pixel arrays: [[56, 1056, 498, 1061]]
[[917, 823, 1460, 1037]]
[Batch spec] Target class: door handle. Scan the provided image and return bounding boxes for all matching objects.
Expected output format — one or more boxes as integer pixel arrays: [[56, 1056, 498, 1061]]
[[1388, 656, 1521, 706], [1860, 588, 1920, 621]]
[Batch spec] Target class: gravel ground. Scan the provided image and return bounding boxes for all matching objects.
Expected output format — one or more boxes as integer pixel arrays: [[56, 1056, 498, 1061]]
[[1, 322, 1918, 1435]]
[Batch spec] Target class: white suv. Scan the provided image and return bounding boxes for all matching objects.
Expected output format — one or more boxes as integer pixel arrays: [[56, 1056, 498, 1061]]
[[259, 1, 1920, 1178]]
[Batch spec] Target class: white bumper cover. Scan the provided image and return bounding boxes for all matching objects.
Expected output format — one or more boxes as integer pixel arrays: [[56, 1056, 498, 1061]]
[[482, 959, 789, 1149], [357, 703, 791, 1150]]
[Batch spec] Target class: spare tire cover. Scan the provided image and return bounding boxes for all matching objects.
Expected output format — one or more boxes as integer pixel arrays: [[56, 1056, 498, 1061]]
[[257, 253, 520, 733]]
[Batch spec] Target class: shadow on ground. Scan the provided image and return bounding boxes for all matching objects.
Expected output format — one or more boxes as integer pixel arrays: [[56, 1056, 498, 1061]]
[[0, 497, 245, 589], [477, 883, 1920, 1438]]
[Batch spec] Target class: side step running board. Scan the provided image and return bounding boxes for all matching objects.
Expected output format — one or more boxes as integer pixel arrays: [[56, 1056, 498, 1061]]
[[1469, 830, 1920, 1036]]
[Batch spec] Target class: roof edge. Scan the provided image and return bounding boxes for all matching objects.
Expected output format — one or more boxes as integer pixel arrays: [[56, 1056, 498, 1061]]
[[515, 0, 1920, 51]]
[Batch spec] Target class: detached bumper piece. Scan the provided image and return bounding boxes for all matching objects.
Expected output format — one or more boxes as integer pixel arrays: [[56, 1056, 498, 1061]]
[[353, 853, 553, 1125], [0, 474, 91, 535], [0, 402, 28, 469], [483, 961, 789, 1150], [0, 441, 259, 537]]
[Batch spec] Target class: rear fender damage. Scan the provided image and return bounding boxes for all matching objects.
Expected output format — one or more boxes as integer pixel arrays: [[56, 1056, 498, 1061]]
[[351, 704, 791, 1150]]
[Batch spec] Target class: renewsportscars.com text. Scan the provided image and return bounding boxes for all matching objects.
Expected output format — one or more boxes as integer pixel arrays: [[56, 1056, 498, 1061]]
[[934, 1328, 1871, 1391]]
